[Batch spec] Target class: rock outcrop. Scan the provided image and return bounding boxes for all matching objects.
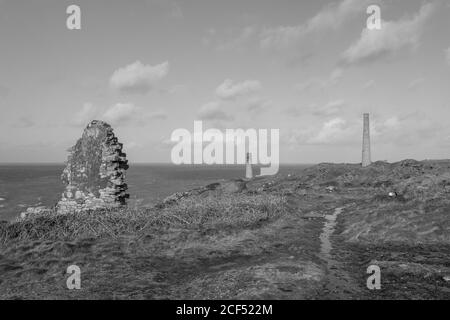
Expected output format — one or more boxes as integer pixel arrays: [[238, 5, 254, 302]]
[[56, 120, 129, 214]]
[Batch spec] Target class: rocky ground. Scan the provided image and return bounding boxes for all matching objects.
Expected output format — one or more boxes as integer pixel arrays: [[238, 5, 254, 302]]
[[0, 160, 449, 299]]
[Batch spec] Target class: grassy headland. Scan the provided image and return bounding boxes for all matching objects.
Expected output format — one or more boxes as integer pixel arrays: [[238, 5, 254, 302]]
[[0, 160, 449, 299]]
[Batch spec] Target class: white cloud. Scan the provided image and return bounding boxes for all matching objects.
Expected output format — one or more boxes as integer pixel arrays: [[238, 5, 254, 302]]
[[372, 116, 400, 137], [71, 103, 167, 127], [286, 112, 441, 148], [383, 117, 400, 129], [110, 61, 169, 94], [307, 117, 358, 144], [102, 103, 140, 125], [245, 97, 272, 113], [198, 101, 234, 121], [342, 3, 435, 65], [328, 68, 344, 84], [260, 0, 372, 49], [215, 79, 261, 100], [283, 128, 314, 146], [311, 100, 346, 117], [372, 113, 439, 146], [198, 79, 267, 121], [307, 0, 372, 31], [71, 102, 97, 126], [284, 117, 359, 146], [284, 117, 358, 145]]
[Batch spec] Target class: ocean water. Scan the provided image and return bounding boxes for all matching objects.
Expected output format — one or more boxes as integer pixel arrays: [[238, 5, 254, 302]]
[[0, 164, 310, 221]]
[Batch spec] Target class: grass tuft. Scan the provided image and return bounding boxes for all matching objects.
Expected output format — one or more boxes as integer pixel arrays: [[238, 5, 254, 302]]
[[0, 193, 289, 244]]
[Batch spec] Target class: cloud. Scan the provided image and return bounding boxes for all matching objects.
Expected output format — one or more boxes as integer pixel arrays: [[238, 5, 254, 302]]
[[102, 103, 139, 125], [286, 112, 441, 148], [342, 3, 435, 65], [215, 79, 261, 100], [260, 0, 372, 49], [282, 128, 313, 146], [72, 102, 166, 127], [245, 97, 272, 113], [71, 102, 98, 127], [284, 117, 359, 146], [102, 103, 166, 126], [206, 0, 372, 64], [311, 100, 346, 117], [372, 116, 401, 137], [197, 101, 234, 121], [307, 117, 358, 144], [372, 113, 439, 146], [198, 79, 267, 121], [110, 61, 169, 94]]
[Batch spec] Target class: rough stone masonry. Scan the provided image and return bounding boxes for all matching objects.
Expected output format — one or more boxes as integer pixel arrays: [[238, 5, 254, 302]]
[[56, 120, 129, 214], [362, 113, 371, 167], [245, 152, 253, 179]]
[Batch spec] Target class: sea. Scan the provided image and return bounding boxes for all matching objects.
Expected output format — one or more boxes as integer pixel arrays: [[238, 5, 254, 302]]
[[0, 164, 311, 221]]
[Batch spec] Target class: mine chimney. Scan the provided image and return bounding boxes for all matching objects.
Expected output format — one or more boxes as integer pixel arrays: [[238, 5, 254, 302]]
[[362, 113, 371, 167], [245, 152, 253, 179]]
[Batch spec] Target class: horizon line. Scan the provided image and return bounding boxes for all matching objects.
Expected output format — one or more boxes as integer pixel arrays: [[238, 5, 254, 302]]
[[0, 159, 448, 166], [0, 162, 317, 166]]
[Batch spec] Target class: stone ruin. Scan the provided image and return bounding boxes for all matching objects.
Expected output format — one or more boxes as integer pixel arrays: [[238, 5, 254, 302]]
[[56, 120, 129, 214], [362, 113, 371, 167]]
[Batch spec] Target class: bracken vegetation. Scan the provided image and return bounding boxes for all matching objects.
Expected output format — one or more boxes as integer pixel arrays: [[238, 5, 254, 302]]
[[0, 193, 289, 244]]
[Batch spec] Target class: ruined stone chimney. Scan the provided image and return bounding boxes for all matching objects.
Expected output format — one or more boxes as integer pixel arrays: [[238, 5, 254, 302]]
[[57, 120, 129, 214], [245, 152, 253, 179], [362, 113, 371, 167]]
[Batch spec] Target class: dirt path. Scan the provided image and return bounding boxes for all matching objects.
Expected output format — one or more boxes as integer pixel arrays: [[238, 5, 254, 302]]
[[320, 207, 342, 258], [318, 206, 364, 299]]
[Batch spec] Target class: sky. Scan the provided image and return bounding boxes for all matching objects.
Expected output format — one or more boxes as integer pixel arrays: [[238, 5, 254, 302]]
[[0, 0, 449, 164]]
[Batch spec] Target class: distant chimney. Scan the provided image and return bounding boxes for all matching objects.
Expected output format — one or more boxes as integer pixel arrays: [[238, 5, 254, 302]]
[[362, 113, 371, 167], [245, 152, 253, 179]]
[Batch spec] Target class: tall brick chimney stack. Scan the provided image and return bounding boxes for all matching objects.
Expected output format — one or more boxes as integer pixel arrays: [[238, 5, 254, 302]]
[[245, 152, 253, 179], [362, 113, 371, 167]]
